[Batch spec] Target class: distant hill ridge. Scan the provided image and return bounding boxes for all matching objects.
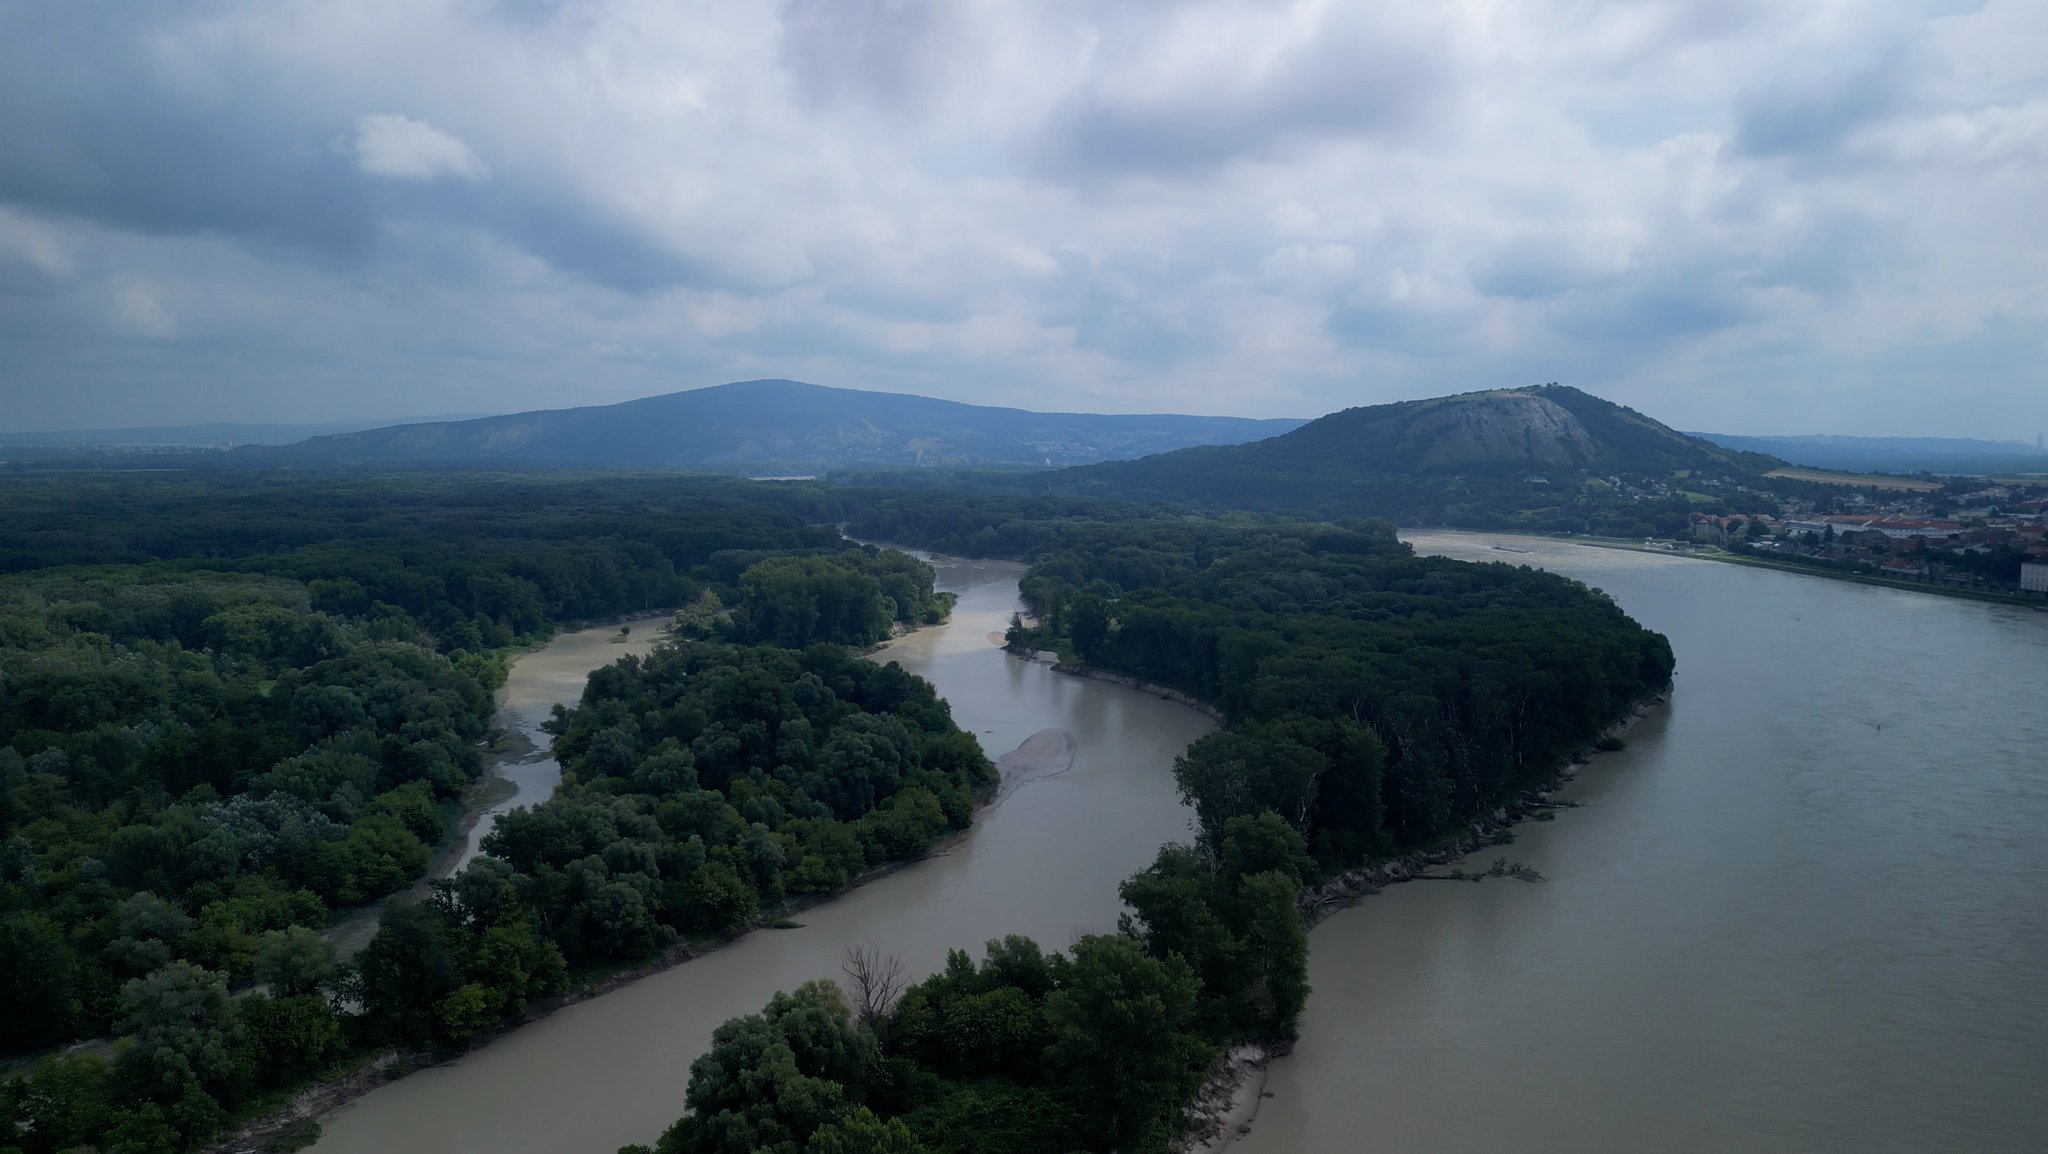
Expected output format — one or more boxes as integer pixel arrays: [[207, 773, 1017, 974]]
[[1692, 431, 2048, 475], [249, 379, 1305, 470], [1026, 384, 1783, 532]]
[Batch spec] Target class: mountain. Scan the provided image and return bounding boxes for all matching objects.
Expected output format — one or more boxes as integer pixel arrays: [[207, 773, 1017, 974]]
[[1037, 385, 1783, 534], [0, 416, 487, 448], [1691, 432, 2048, 476], [250, 380, 1304, 471]]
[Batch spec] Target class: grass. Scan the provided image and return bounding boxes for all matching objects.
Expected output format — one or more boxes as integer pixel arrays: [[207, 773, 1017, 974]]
[[1765, 467, 1945, 492]]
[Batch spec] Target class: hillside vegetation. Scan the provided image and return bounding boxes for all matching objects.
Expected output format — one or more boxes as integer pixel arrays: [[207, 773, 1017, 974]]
[[1028, 384, 1784, 534], [242, 380, 1302, 472]]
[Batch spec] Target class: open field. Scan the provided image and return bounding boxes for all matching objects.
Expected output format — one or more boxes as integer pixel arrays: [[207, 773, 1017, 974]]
[[1765, 466, 1945, 491]]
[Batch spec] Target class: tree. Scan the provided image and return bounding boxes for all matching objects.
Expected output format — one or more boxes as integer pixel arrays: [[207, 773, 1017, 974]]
[[1043, 935, 1211, 1153], [254, 925, 338, 997], [841, 941, 907, 1034], [241, 993, 342, 1083], [353, 902, 464, 1047], [669, 980, 880, 1154], [0, 912, 82, 1052], [117, 961, 255, 1113]]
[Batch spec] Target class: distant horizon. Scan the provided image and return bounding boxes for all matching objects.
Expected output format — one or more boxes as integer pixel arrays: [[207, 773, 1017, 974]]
[[5, 377, 2045, 448]]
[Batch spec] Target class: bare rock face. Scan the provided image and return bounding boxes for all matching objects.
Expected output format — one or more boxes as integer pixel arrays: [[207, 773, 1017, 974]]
[[1399, 393, 1599, 468]]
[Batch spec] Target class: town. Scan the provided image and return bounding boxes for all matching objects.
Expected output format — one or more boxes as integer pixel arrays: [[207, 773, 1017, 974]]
[[1684, 477, 2048, 597]]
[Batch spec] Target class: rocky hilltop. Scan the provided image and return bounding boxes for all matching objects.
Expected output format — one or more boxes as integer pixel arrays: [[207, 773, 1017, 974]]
[[1029, 384, 1782, 534], [1367, 390, 1599, 469]]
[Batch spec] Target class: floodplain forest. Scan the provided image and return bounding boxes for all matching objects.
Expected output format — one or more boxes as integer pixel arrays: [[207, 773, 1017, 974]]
[[0, 474, 1672, 1154]]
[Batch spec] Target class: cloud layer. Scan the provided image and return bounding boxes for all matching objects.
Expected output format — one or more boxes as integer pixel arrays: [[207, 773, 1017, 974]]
[[1, 0, 2043, 436]]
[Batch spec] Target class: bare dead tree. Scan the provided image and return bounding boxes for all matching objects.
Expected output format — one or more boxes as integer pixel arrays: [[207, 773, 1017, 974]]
[[842, 939, 908, 1031]]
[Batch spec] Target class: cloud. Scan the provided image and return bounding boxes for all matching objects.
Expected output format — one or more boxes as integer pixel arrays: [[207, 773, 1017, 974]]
[[0, 0, 2042, 437], [353, 114, 491, 182], [1033, 3, 1460, 179]]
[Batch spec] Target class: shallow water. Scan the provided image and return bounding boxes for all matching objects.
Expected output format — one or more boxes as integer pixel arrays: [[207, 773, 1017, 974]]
[[450, 615, 678, 874], [324, 615, 678, 959]]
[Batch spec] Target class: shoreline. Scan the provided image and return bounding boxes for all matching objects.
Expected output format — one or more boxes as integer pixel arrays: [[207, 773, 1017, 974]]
[[1427, 527, 2038, 608], [322, 617, 674, 960], [1178, 688, 1671, 1152], [215, 610, 1007, 1154], [210, 775, 1010, 1154]]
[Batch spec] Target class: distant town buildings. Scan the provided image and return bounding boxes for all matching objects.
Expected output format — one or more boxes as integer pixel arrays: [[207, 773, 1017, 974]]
[[1691, 478, 2048, 595]]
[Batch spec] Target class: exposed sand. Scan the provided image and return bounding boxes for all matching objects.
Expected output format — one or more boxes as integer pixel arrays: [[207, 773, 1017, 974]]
[[1181, 1045, 1271, 1153], [988, 727, 1077, 808]]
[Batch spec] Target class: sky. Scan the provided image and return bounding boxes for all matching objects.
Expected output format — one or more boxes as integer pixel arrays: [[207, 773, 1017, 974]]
[[1, 0, 2043, 438]]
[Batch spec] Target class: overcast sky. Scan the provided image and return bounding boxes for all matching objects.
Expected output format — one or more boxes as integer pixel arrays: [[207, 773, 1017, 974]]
[[2, 1, 2043, 437]]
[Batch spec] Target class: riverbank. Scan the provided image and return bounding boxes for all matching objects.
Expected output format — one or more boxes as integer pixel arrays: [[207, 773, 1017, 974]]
[[1180, 688, 1669, 1151], [1561, 536, 2039, 607], [223, 622, 1062, 1154], [224, 606, 1032, 1154], [1049, 665, 1229, 722], [211, 763, 1016, 1154]]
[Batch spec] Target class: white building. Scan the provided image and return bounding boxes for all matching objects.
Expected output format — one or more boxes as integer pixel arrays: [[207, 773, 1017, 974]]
[[2023, 561, 2048, 595]]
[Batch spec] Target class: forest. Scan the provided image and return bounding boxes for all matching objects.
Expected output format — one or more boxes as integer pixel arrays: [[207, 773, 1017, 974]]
[[622, 493, 1671, 1153], [2, 473, 1672, 1154], [0, 473, 965, 1153], [850, 493, 1673, 863]]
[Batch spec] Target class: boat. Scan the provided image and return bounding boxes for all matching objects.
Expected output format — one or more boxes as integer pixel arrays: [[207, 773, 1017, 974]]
[[1492, 544, 1533, 554]]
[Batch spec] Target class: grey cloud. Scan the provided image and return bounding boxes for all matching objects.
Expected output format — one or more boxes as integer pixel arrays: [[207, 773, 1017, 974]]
[[780, 0, 956, 109], [1, 1, 2042, 437], [1731, 46, 1910, 158], [0, 6, 376, 257], [1034, 9, 1455, 179], [1552, 274, 1754, 346], [1470, 239, 1604, 301]]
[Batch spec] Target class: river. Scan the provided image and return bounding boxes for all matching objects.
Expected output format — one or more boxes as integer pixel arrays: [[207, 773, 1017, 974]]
[[324, 615, 679, 960], [313, 541, 2048, 1153], [311, 557, 1213, 1154], [1238, 533, 2048, 1154], [451, 614, 680, 875]]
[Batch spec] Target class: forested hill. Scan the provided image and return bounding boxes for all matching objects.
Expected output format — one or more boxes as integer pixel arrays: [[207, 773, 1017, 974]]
[[242, 380, 1303, 471], [1026, 384, 1785, 535]]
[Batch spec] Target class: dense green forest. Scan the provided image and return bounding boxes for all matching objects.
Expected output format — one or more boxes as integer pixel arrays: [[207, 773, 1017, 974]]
[[2, 473, 1674, 1154], [0, 473, 971, 1153], [850, 494, 1673, 864], [627, 493, 1671, 1153], [353, 641, 991, 1052]]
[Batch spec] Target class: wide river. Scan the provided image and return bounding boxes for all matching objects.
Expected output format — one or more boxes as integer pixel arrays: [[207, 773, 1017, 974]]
[[1241, 533, 2048, 1154], [313, 539, 2048, 1153]]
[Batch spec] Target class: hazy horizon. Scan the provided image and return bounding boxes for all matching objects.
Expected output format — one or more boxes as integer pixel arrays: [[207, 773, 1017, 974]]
[[3, 2, 2044, 439]]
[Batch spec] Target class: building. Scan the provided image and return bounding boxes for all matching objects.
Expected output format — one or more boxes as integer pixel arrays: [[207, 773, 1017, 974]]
[[2023, 561, 2048, 596]]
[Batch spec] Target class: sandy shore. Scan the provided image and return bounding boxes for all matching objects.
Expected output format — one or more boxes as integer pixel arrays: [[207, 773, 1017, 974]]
[[987, 727, 1077, 808]]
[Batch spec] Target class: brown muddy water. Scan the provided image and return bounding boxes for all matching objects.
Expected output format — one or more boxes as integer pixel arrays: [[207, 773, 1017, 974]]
[[314, 539, 2048, 1153], [1236, 533, 2048, 1154], [311, 557, 1212, 1154]]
